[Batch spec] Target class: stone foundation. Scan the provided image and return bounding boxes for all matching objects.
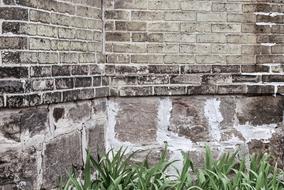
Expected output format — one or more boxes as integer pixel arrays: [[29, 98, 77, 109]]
[[0, 96, 283, 189]]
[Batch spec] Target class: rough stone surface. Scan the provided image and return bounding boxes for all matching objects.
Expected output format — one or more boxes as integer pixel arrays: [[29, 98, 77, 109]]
[[170, 97, 209, 142], [0, 147, 37, 189], [42, 132, 82, 190], [114, 98, 159, 144]]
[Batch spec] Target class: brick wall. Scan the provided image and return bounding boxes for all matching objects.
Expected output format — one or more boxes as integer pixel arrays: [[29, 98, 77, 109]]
[[0, 0, 107, 108], [0, 0, 283, 189], [0, 0, 283, 109], [104, 0, 284, 97]]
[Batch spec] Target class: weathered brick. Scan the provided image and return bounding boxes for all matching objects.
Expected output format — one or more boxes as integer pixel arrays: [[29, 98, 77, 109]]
[[148, 22, 180, 32], [247, 85, 275, 95], [0, 7, 28, 20], [212, 24, 241, 33], [2, 22, 37, 35], [0, 80, 24, 94], [37, 25, 58, 37], [263, 75, 284, 83], [131, 11, 164, 20], [164, 11, 196, 21], [105, 10, 129, 20], [170, 75, 201, 85], [181, 1, 211, 11], [0, 67, 28, 79], [76, 6, 100, 18], [114, 0, 147, 9], [232, 74, 261, 83], [137, 75, 169, 85], [95, 87, 109, 97], [116, 21, 146, 31], [55, 78, 74, 89], [52, 65, 71, 76], [75, 77, 92, 87], [148, 0, 179, 10], [42, 92, 62, 104], [106, 32, 130, 41], [119, 86, 152, 96], [71, 65, 89, 75], [196, 55, 226, 64], [60, 53, 79, 64], [30, 66, 52, 78], [149, 65, 179, 74], [131, 55, 163, 64], [26, 79, 54, 92], [29, 38, 51, 50], [197, 13, 226, 22], [212, 65, 240, 73], [202, 74, 232, 85], [164, 55, 195, 64], [217, 85, 247, 95], [197, 34, 226, 43], [63, 88, 95, 102], [0, 37, 27, 49], [212, 3, 242, 12], [154, 86, 186, 96], [7, 94, 41, 108], [115, 65, 148, 75], [188, 85, 217, 95], [180, 44, 211, 54], [181, 65, 212, 74], [30, 10, 51, 23], [38, 52, 58, 64]]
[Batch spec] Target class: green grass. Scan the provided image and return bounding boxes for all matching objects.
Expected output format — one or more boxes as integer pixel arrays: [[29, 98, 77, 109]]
[[59, 146, 284, 190]]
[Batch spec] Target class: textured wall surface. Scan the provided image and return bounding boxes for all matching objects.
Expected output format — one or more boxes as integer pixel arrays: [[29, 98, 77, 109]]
[[104, 0, 284, 96], [0, 0, 107, 108], [0, 0, 283, 189]]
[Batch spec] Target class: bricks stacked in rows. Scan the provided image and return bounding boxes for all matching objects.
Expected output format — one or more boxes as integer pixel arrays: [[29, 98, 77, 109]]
[[0, 0, 283, 108], [105, 0, 259, 65], [104, 0, 283, 96], [0, 0, 106, 108], [102, 63, 279, 97]]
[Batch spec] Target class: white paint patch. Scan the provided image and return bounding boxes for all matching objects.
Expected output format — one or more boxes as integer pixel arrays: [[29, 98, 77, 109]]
[[255, 12, 284, 17], [106, 100, 120, 151], [81, 126, 88, 163], [261, 43, 276, 47], [106, 100, 138, 153], [157, 98, 194, 172], [156, 98, 194, 152], [204, 98, 223, 142], [256, 22, 276, 27], [234, 123, 277, 143]]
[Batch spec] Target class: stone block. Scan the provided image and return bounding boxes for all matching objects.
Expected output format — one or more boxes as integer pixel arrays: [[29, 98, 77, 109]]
[[42, 132, 82, 189], [236, 96, 284, 125], [170, 97, 210, 142], [114, 98, 159, 144], [0, 148, 37, 189]]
